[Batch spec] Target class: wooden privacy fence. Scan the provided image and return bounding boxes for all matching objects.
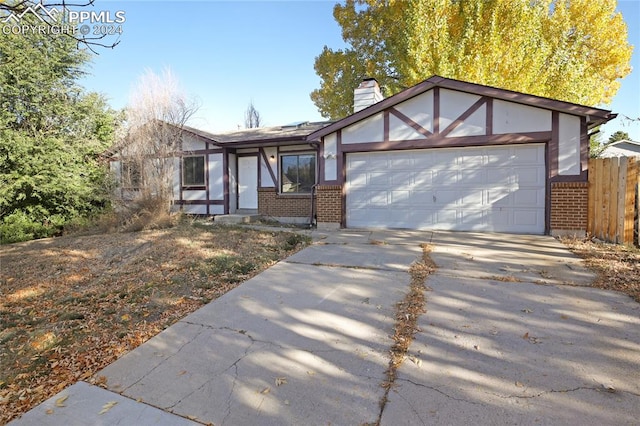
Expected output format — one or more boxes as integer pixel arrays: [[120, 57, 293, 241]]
[[588, 157, 639, 245]]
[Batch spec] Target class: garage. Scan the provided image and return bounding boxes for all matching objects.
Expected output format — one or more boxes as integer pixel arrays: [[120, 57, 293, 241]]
[[345, 144, 546, 233]]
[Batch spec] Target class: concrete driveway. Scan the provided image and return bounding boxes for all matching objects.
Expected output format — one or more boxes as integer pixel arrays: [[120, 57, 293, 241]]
[[10, 230, 640, 425], [381, 232, 640, 425]]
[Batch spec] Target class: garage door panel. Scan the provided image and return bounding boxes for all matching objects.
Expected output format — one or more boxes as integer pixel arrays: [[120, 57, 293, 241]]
[[460, 169, 486, 184], [488, 189, 514, 206], [516, 167, 544, 185], [369, 172, 390, 186], [514, 189, 544, 205], [346, 144, 546, 233], [433, 170, 457, 184], [513, 210, 542, 227]]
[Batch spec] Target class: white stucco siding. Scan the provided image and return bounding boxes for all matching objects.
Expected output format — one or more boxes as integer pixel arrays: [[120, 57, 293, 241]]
[[493, 100, 552, 134], [447, 104, 486, 137], [172, 157, 181, 199], [182, 205, 207, 215], [558, 113, 581, 175], [182, 135, 207, 152], [393, 90, 434, 133], [208, 153, 225, 199], [209, 205, 224, 215], [182, 190, 207, 201], [389, 115, 427, 141], [324, 133, 338, 181], [439, 89, 481, 131], [342, 113, 384, 144], [261, 147, 277, 187]]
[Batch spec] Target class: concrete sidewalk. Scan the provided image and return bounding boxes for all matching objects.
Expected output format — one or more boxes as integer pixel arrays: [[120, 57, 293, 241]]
[[10, 230, 640, 425]]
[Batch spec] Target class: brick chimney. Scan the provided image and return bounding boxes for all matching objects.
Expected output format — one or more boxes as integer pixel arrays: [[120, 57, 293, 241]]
[[353, 78, 383, 113]]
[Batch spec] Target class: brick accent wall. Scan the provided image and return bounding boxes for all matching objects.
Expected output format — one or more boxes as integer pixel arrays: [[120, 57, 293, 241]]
[[316, 185, 342, 224], [257, 187, 313, 218], [550, 182, 588, 232]]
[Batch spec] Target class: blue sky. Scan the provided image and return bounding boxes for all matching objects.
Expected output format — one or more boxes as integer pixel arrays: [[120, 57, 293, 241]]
[[80, 0, 640, 141]]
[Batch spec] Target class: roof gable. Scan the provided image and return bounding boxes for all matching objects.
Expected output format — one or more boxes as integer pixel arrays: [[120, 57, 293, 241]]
[[307, 75, 615, 141]]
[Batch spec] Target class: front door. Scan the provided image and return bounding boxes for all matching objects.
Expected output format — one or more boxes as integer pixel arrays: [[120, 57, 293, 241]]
[[238, 155, 258, 209]]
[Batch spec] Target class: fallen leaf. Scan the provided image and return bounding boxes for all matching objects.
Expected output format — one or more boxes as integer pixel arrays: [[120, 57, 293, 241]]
[[275, 377, 287, 386], [45, 408, 54, 415], [521, 309, 533, 313], [98, 401, 118, 415], [177, 370, 187, 376], [55, 395, 68, 407], [560, 314, 569, 320], [515, 381, 525, 388], [260, 387, 270, 394], [522, 332, 529, 340], [306, 370, 316, 376]]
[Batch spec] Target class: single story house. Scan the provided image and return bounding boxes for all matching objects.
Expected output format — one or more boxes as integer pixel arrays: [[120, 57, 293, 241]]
[[111, 75, 616, 235], [600, 139, 640, 158]]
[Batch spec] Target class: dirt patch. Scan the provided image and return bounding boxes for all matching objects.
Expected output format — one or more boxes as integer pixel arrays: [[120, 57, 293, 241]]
[[560, 237, 640, 303], [372, 243, 436, 425], [0, 223, 309, 424]]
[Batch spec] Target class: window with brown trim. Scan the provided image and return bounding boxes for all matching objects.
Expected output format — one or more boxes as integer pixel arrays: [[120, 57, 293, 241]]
[[183, 155, 205, 187], [280, 153, 316, 193], [121, 160, 142, 189]]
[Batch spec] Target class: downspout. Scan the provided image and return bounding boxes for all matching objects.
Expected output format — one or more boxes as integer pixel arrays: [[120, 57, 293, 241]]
[[309, 184, 318, 229], [309, 141, 320, 228]]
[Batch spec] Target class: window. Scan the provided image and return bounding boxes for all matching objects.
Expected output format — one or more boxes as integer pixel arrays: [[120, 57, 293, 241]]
[[280, 153, 316, 193], [122, 160, 142, 189], [183, 156, 205, 187]]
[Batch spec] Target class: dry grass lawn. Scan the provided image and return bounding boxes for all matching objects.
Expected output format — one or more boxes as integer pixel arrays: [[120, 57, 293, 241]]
[[0, 222, 309, 424], [561, 237, 640, 303]]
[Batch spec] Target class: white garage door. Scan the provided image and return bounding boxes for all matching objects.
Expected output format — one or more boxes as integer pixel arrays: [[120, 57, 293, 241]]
[[346, 144, 546, 233]]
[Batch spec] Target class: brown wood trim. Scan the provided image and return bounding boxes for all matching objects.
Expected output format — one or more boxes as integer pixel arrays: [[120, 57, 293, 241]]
[[338, 132, 552, 153], [549, 175, 588, 183], [545, 142, 551, 235], [341, 151, 346, 228], [388, 107, 432, 138], [223, 149, 229, 214], [175, 200, 225, 205], [383, 110, 390, 142], [433, 87, 440, 135], [550, 111, 559, 178], [175, 148, 224, 155], [259, 147, 277, 186], [486, 98, 493, 135], [318, 136, 326, 185], [337, 130, 344, 185], [440, 96, 488, 138], [178, 156, 183, 203], [205, 153, 210, 215], [580, 117, 588, 178]]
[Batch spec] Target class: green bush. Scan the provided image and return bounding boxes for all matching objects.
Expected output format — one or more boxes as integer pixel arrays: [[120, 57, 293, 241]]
[[0, 211, 61, 244]]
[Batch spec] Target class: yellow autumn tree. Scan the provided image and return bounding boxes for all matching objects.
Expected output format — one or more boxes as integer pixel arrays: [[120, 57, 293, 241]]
[[311, 0, 632, 119]]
